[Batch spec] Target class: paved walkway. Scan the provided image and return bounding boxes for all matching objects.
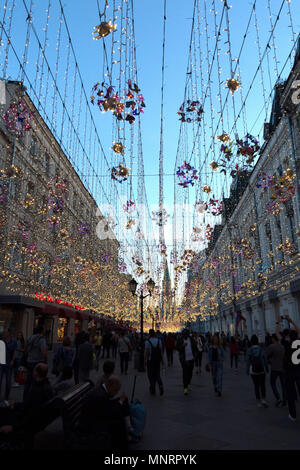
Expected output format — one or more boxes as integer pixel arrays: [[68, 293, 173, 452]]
[[3, 349, 300, 450]]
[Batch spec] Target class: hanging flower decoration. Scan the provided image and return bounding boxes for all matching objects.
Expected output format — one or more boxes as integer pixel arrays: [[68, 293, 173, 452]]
[[123, 200, 136, 213], [177, 100, 203, 123], [91, 82, 123, 114], [123, 79, 146, 123], [78, 223, 90, 236], [152, 208, 169, 226], [256, 172, 273, 189], [176, 161, 198, 188], [92, 20, 117, 39], [225, 77, 241, 94], [220, 141, 234, 160], [209, 200, 223, 216], [236, 134, 260, 165], [111, 164, 131, 183], [217, 133, 231, 143], [3, 100, 34, 136], [111, 141, 125, 156]]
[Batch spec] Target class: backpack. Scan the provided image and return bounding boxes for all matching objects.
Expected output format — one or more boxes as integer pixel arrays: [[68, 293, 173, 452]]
[[250, 347, 264, 374], [148, 339, 161, 365]]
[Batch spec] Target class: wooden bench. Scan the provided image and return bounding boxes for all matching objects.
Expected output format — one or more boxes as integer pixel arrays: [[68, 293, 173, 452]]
[[0, 381, 95, 450], [53, 380, 112, 450]]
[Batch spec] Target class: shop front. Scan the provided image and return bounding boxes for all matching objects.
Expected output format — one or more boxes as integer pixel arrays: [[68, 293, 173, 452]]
[[0, 305, 17, 335]]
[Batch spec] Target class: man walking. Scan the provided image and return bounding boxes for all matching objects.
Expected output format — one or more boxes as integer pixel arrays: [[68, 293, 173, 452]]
[[23, 325, 47, 400], [266, 333, 286, 407], [176, 330, 197, 395], [144, 329, 164, 396]]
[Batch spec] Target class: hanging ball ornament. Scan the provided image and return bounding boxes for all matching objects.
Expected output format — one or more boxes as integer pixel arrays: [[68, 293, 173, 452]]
[[225, 77, 241, 95], [111, 164, 131, 183], [111, 142, 125, 156], [217, 133, 231, 143], [93, 20, 117, 39]]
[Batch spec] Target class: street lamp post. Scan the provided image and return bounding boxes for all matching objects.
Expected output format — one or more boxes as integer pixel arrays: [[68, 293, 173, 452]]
[[129, 277, 155, 372]]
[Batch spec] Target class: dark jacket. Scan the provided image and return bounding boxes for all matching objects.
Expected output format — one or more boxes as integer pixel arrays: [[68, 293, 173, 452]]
[[176, 336, 198, 362], [78, 384, 128, 450]]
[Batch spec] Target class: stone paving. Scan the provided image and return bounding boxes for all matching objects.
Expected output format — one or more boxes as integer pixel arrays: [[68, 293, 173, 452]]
[[2, 349, 300, 450]]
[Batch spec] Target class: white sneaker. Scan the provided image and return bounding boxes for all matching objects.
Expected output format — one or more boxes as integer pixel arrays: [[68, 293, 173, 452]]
[[288, 414, 297, 422], [261, 399, 268, 408]]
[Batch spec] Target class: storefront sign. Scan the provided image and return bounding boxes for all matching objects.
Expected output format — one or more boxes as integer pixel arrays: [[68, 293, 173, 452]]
[[35, 292, 86, 311]]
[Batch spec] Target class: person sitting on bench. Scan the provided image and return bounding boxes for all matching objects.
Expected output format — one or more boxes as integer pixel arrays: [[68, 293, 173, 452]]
[[78, 375, 130, 450], [0, 363, 54, 435]]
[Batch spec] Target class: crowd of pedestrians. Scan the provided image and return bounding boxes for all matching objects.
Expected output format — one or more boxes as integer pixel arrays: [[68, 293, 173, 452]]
[[0, 313, 299, 449]]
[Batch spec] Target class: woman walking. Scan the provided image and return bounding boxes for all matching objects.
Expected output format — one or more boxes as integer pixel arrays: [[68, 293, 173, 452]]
[[208, 334, 224, 397], [246, 335, 269, 407], [229, 337, 239, 371]]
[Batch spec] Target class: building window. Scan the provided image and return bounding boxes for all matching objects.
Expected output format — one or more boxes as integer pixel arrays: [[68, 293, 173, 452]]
[[43, 152, 50, 176], [30, 138, 39, 157]]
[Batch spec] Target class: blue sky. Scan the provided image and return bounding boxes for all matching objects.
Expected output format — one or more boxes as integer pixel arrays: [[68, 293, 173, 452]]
[[1, 0, 300, 262]]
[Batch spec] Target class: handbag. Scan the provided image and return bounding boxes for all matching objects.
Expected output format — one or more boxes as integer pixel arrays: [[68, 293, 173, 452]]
[[16, 366, 27, 385], [205, 363, 211, 373]]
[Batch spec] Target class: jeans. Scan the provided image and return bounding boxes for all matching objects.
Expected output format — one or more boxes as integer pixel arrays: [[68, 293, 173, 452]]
[[211, 362, 223, 392], [181, 360, 194, 388], [230, 353, 238, 368], [120, 352, 129, 374], [0, 365, 13, 400], [147, 361, 163, 393], [270, 370, 286, 402], [251, 373, 266, 400]]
